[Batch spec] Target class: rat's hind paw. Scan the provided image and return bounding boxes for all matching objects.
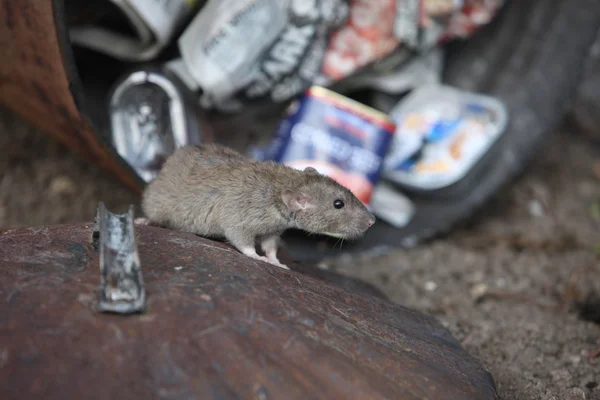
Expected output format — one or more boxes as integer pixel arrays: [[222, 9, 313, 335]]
[[267, 259, 290, 270], [239, 246, 289, 270], [258, 256, 289, 270]]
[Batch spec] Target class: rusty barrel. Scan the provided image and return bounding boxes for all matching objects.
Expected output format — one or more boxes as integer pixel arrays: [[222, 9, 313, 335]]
[[0, 223, 497, 399], [0, 0, 143, 193]]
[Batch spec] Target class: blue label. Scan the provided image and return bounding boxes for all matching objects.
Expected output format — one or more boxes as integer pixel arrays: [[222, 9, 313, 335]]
[[265, 91, 394, 193]]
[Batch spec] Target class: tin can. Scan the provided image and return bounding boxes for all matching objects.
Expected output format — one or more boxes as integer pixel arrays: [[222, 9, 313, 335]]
[[263, 86, 395, 205], [383, 84, 508, 191]]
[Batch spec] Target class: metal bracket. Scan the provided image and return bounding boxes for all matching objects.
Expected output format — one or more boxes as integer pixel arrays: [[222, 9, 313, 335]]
[[93, 202, 146, 314]]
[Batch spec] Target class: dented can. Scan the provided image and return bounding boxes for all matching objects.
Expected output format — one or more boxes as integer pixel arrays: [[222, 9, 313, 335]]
[[263, 86, 395, 205]]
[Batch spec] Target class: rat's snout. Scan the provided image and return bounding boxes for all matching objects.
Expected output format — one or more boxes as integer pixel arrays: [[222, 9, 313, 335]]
[[361, 213, 376, 231], [368, 214, 376, 227]]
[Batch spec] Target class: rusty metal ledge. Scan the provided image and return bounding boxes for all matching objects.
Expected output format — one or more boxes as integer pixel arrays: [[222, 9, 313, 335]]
[[0, 223, 497, 400]]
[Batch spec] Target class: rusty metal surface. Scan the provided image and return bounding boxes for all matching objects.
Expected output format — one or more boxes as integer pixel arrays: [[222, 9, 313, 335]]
[[0, 223, 497, 399], [0, 0, 142, 193]]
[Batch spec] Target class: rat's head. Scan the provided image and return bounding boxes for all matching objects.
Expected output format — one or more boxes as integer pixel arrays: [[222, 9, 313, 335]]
[[281, 167, 376, 239]]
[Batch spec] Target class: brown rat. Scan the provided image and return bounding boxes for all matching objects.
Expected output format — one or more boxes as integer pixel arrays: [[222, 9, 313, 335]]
[[141, 144, 376, 269]]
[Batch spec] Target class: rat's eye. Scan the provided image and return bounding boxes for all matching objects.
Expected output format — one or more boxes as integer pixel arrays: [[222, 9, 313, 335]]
[[333, 199, 345, 209]]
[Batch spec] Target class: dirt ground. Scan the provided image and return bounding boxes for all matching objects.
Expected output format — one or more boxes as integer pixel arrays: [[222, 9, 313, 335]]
[[0, 105, 598, 399]]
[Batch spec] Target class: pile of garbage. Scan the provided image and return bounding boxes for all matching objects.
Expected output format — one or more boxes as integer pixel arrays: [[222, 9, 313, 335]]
[[68, 0, 507, 234]]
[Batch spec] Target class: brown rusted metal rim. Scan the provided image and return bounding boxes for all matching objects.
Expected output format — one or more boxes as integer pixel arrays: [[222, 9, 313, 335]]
[[0, 0, 143, 193], [0, 223, 497, 399]]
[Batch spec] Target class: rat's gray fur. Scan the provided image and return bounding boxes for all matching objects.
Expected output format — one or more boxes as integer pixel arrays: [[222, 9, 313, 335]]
[[142, 144, 375, 268]]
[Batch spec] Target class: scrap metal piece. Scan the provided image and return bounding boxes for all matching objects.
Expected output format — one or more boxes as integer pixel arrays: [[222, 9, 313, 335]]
[[95, 202, 146, 314]]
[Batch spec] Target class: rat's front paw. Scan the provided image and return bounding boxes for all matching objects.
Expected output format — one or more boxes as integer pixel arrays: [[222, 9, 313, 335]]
[[264, 253, 289, 269], [267, 259, 290, 270], [249, 253, 286, 268], [264, 254, 289, 270]]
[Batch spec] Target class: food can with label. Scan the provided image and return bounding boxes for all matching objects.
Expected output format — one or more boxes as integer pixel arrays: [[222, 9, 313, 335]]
[[263, 86, 395, 205]]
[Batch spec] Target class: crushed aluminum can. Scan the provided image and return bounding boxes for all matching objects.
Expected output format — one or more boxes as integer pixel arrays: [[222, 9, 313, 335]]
[[109, 65, 210, 183], [69, 0, 200, 61], [382, 84, 508, 191], [260, 86, 395, 205]]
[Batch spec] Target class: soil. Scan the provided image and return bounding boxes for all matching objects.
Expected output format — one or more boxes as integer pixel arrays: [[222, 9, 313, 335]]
[[0, 105, 598, 400]]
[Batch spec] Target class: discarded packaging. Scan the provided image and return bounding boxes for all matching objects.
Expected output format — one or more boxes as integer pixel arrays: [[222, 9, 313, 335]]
[[69, 0, 198, 61], [178, 0, 349, 112], [440, 0, 506, 41], [261, 86, 395, 205], [383, 84, 508, 191], [69, 0, 199, 61], [321, 0, 401, 83], [170, 0, 504, 112], [109, 65, 208, 183], [320, 0, 504, 87], [93, 202, 146, 314], [395, 0, 506, 50]]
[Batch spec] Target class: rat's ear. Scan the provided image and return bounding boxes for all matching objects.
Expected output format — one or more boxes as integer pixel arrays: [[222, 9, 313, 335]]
[[304, 166, 319, 175], [281, 190, 312, 211]]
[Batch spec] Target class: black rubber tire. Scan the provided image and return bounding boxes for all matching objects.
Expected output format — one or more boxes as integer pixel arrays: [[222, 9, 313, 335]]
[[286, 0, 600, 263], [571, 24, 600, 143]]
